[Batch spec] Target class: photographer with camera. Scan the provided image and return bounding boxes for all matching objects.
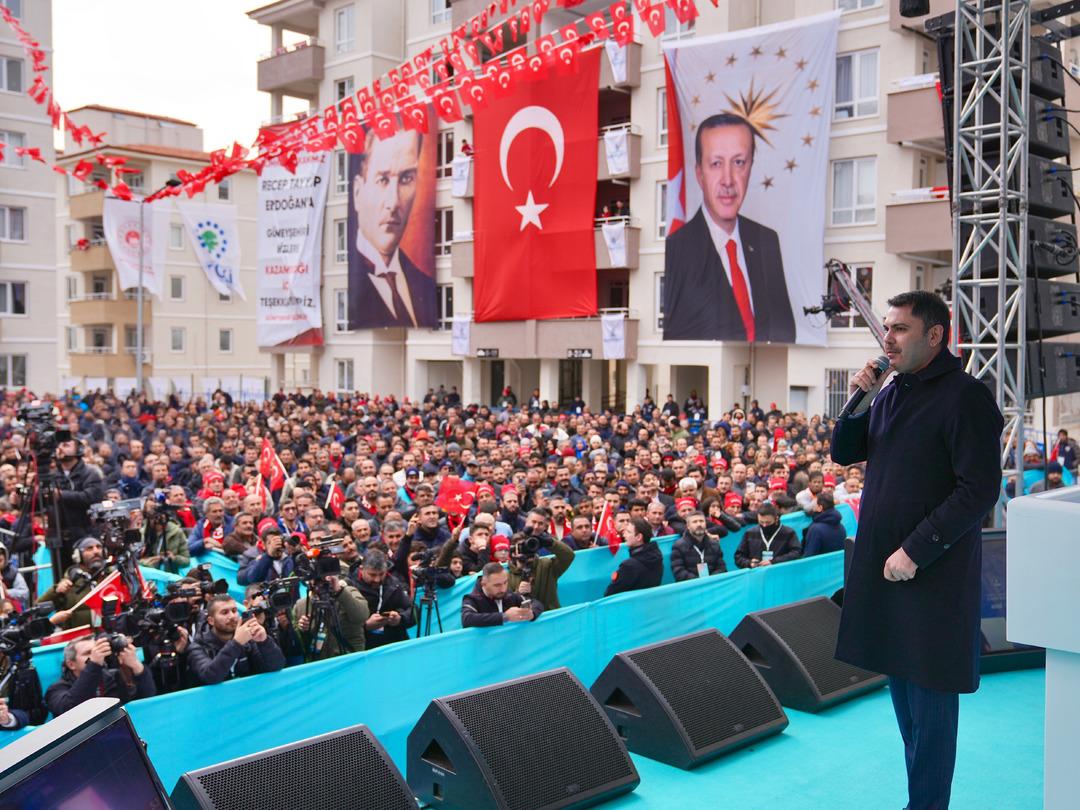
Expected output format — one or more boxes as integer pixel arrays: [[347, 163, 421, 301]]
[[137, 497, 190, 572], [187, 594, 286, 685], [355, 549, 414, 649], [45, 634, 156, 716], [0, 545, 29, 606], [507, 510, 575, 610], [40, 536, 110, 630], [292, 571, 369, 660], [243, 583, 305, 668], [238, 525, 296, 585], [41, 438, 105, 570], [461, 563, 544, 628]]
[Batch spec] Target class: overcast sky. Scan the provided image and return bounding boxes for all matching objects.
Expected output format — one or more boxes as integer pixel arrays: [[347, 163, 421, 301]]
[[53, 0, 280, 152]]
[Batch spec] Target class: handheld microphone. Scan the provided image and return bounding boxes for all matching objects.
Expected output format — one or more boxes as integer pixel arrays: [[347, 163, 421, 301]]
[[839, 355, 891, 418]]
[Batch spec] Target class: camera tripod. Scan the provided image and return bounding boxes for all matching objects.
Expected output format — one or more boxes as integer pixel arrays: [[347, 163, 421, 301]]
[[414, 583, 443, 639], [304, 591, 353, 659], [0, 649, 47, 726]]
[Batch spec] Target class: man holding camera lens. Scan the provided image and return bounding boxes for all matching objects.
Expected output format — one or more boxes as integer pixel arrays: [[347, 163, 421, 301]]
[[187, 594, 286, 685], [238, 525, 296, 585], [354, 549, 414, 649], [137, 498, 190, 572], [508, 510, 575, 610], [45, 634, 156, 716], [292, 570, 370, 660], [40, 536, 110, 630]]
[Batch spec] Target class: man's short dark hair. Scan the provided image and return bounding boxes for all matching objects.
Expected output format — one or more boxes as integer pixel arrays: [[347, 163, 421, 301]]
[[757, 502, 780, 519], [207, 594, 235, 615], [481, 561, 505, 578], [694, 113, 756, 165], [628, 497, 649, 511], [630, 517, 653, 543], [363, 548, 389, 571], [887, 290, 950, 337], [816, 492, 835, 511]]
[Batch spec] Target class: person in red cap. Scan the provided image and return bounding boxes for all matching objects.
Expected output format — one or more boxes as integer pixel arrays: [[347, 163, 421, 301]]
[[722, 491, 746, 524]]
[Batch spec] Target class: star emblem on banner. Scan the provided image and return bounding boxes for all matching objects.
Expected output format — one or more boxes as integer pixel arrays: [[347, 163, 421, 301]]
[[807, 78, 820, 91], [784, 158, 798, 172], [691, 94, 700, 106], [809, 106, 822, 117], [515, 191, 548, 231], [750, 45, 763, 58], [761, 176, 774, 189], [706, 70, 717, 81], [775, 47, 787, 59], [795, 58, 807, 71], [801, 133, 814, 146]]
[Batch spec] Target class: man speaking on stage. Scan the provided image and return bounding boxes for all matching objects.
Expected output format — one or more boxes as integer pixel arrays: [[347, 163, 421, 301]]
[[831, 290, 1003, 810]]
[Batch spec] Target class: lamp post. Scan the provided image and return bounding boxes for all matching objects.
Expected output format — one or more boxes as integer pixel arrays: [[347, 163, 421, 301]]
[[136, 177, 181, 394]]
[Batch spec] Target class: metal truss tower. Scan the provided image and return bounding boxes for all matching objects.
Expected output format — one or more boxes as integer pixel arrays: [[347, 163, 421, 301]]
[[950, 0, 1030, 497]]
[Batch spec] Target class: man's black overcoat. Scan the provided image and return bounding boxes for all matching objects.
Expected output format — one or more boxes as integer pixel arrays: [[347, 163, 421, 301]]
[[831, 349, 1003, 693]]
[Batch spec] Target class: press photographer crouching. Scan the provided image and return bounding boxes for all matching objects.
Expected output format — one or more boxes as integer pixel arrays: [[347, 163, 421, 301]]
[[45, 634, 156, 717], [138, 493, 192, 573], [291, 534, 370, 660], [461, 563, 545, 628], [39, 536, 111, 630], [187, 594, 286, 685], [355, 549, 414, 649]]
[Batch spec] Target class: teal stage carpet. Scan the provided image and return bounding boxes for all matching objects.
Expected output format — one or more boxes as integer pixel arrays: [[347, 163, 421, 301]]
[[610, 669, 1044, 809]]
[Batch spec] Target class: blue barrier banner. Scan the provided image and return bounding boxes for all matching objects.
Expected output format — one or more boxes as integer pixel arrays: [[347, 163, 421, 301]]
[[116, 550, 843, 791]]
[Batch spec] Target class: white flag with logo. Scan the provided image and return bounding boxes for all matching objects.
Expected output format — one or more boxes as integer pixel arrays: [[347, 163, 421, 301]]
[[103, 197, 168, 298], [451, 315, 471, 356], [604, 40, 628, 84], [178, 202, 245, 299], [603, 128, 629, 176], [601, 221, 627, 267], [451, 156, 472, 198], [601, 313, 625, 359]]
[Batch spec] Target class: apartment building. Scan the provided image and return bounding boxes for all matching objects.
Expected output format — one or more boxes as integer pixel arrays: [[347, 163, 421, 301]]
[[0, 0, 55, 394], [247, 0, 961, 415], [55, 106, 297, 399]]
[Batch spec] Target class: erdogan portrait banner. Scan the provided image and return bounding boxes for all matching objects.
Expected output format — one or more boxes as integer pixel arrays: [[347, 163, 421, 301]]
[[662, 11, 839, 346]]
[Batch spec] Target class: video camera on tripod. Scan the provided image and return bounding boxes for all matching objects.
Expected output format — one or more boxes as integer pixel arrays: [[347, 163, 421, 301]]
[[16, 402, 71, 464], [0, 601, 55, 726], [88, 499, 144, 554]]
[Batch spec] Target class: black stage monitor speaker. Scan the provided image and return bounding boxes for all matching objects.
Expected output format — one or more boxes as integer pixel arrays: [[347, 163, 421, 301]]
[[899, 0, 930, 17], [170, 724, 416, 810], [407, 667, 639, 810], [729, 597, 887, 712], [590, 629, 788, 769]]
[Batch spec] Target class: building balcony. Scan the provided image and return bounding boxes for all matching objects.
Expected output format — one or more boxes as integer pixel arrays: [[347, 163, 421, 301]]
[[247, 0, 323, 36], [597, 128, 641, 181], [257, 41, 324, 98], [600, 42, 641, 90], [594, 221, 639, 269], [467, 311, 639, 360], [451, 237, 474, 279], [69, 350, 143, 378], [886, 74, 945, 146], [70, 243, 114, 273], [885, 190, 952, 254], [68, 296, 151, 326], [888, 0, 955, 32], [70, 190, 105, 220]]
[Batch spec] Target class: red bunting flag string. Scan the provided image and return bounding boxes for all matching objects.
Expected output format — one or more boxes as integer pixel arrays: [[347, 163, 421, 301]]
[[0, 0, 696, 202]]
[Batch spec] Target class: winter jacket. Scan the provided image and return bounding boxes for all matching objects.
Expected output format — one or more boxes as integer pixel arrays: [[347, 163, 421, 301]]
[[45, 660, 156, 717], [461, 579, 544, 628], [801, 508, 846, 558], [186, 625, 287, 685], [604, 540, 664, 597], [670, 531, 727, 581], [734, 523, 801, 568]]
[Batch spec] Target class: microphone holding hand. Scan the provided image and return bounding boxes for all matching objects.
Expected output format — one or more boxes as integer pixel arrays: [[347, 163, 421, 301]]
[[840, 355, 892, 418]]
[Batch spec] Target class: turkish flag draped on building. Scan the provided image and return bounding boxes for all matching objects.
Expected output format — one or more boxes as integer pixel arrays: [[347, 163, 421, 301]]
[[473, 46, 600, 321]]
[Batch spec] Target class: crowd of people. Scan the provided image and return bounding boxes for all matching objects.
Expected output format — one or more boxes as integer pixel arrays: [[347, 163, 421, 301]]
[[0, 386, 877, 725]]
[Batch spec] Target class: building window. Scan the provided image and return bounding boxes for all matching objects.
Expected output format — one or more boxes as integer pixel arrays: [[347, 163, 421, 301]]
[[217, 179, 230, 201], [436, 130, 454, 179], [436, 284, 453, 330], [435, 207, 453, 256], [334, 289, 349, 332], [656, 181, 668, 240], [123, 325, 147, 350], [837, 0, 881, 10], [336, 358, 355, 392], [431, 0, 452, 25], [89, 326, 110, 351], [0, 281, 26, 315], [335, 77, 355, 102], [218, 328, 233, 352], [169, 223, 184, 249], [1, 1, 23, 20], [0, 58, 22, 93], [334, 5, 355, 54], [831, 157, 876, 225], [169, 275, 185, 301], [65, 326, 77, 352], [0, 354, 26, 387], [65, 276, 78, 301], [655, 274, 665, 332], [835, 49, 879, 120], [334, 149, 347, 195], [829, 264, 873, 329], [661, 9, 695, 40], [170, 327, 186, 352], [0, 206, 25, 241], [657, 88, 668, 148], [0, 131, 25, 167], [334, 219, 347, 263], [825, 369, 851, 418]]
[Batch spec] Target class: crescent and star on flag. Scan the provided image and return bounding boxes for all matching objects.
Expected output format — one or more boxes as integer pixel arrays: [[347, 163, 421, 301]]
[[499, 104, 564, 232]]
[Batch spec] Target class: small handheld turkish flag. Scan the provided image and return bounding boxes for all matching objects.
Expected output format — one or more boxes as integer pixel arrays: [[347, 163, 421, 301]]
[[595, 501, 621, 555], [473, 46, 600, 321]]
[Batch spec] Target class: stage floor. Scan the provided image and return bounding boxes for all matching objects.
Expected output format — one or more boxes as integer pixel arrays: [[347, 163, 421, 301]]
[[604, 669, 1043, 809]]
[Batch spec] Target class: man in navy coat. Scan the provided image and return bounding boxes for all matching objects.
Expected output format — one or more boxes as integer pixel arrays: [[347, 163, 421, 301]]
[[832, 290, 1003, 810]]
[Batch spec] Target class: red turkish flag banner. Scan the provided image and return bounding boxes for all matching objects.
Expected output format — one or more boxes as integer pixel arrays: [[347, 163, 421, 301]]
[[435, 476, 477, 516], [473, 46, 599, 321], [325, 476, 345, 518], [595, 501, 621, 554], [78, 570, 134, 615]]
